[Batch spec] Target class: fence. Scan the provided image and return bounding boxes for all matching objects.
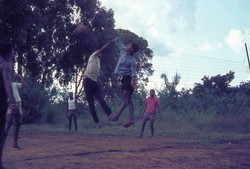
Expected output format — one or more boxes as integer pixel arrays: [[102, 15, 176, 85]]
[[147, 49, 248, 90]]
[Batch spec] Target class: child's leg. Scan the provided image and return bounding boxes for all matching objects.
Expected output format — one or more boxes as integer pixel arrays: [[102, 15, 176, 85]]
[[4, 114, 14, 140], [111, 90, 130, 120], [84, 81, 99, 124], [68, 116, 72, 131], [13, 114, 21, 148], [73, 115, 77, 132], [86, 94, 99, 123], [139, 118, 148, 137], [127, 91, 134, 121], [150, 120, 155, 137], [123, 91, 135, 128], [95, 87, 112, 117]]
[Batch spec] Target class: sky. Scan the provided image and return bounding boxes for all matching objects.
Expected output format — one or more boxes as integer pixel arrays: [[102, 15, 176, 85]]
[[99, 0, 250, 90]]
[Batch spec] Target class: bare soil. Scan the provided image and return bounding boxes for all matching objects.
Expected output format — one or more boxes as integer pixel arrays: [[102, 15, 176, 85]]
[[3, 134, 250, 169]]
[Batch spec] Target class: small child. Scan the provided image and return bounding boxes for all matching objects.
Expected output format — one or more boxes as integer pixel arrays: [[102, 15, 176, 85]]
[[67, 92, 78, 131], [138, 89, 162, 137]]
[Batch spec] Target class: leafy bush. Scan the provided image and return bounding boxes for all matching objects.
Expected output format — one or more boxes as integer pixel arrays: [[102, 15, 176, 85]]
[[21, 78, 51, 124]]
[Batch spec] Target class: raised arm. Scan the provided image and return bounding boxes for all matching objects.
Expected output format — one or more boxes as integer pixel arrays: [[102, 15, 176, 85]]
[[102, 28, 127, 56], [95, 40, 114, 56]]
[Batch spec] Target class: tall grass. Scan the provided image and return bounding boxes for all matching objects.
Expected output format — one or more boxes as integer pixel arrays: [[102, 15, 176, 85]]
[[17, 94, 250, 143], [17, 105, 250, 144]]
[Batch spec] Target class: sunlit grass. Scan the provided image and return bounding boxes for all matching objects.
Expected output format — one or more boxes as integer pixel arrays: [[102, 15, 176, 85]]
[[16, 97, 250, 144], [16, 110, 250, 145]]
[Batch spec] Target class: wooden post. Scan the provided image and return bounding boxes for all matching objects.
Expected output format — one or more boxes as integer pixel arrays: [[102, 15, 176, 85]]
[[245, 43, 250, 70]]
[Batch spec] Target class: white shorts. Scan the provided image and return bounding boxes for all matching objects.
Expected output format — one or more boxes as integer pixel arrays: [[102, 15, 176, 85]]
[[7, 102, 23, 115]]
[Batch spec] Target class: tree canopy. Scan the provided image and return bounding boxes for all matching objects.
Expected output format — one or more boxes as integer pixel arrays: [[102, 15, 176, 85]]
[[0, 0, 154, 100]]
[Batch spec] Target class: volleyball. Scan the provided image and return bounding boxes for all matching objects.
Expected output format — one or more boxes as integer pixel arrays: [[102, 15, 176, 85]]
[[74, 24, 91, 36]]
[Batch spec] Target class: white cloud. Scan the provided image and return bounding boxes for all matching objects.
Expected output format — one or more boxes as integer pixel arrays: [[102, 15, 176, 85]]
[[225, 29, 249, 53], [100, 0, 250, 87], [197, 40, 222, 51], [100, 0, 197, 50]]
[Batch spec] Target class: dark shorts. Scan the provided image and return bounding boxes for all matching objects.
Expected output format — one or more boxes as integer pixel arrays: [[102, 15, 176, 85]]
[[121, 75, 134, 93], [67, 109, 78, 118]]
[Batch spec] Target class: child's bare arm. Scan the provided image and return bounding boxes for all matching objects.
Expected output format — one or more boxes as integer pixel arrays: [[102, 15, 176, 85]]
[[157, 105, 162, 120], [95, 40, 114, 56]]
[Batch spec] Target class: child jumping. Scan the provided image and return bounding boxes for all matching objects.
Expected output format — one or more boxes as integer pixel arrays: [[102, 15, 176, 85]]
[[109, 36, 139, 128], [83, 40, 113, 128]]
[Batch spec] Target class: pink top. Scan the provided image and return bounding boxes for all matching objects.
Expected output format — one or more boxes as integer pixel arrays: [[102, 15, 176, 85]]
[[145, 97, 160, 114]]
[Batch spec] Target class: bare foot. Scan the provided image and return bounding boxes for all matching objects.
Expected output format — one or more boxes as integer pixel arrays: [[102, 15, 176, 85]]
[[123, 120, 135, 128], [13, 144, 22, 150], [108, 115, 119, 121], [96, 123, 103, 129]]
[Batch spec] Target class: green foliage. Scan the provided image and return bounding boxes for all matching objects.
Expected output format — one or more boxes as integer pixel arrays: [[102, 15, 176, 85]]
[[17, 74, 250, 139], [21, 78, 51, 124], [193, 71, 235, 96], [159, 71, 250, 115], [156, 71, 250, 134], [1, 0, 154, 104]]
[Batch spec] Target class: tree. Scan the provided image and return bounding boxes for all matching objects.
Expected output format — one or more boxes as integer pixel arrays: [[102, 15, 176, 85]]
[[159, 73, 181, 110], [1, 0, 155, 121], [55, 3, 116, 100], [193, 71, 235, 96], [160, 73, 180, 96]]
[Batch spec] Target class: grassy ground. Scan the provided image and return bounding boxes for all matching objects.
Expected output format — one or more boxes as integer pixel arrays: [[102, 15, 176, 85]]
[[4, 112, 250, 169], [19, 111, 250, 145]]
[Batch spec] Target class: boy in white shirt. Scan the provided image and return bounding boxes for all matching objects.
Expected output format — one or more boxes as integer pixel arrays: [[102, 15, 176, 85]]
[[83, 40, 114, 128], [5, 73, 27, 149], [67, 92, 78, 131]]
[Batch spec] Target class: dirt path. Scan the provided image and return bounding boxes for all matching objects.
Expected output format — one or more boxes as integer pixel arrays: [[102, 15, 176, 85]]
[[3, 134, 250, 169]]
